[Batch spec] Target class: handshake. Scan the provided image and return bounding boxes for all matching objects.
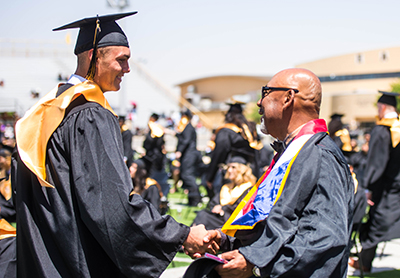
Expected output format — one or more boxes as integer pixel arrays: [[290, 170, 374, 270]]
[[182, 225, 221, 258]]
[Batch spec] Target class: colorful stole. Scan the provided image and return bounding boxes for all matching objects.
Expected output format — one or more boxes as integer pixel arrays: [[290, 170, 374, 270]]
[[15, 81, 116, 188], [221, 119, 327, 237]]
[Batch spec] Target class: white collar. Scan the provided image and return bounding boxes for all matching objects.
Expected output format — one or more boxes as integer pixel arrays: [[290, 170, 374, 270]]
[[384, 111, 399, 119], [67, 74, 86, 85]]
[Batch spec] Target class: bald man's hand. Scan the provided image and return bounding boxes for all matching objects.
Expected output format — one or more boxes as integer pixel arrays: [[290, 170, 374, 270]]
[[183, 227, 221, 259], [215, 250, 254, 278]]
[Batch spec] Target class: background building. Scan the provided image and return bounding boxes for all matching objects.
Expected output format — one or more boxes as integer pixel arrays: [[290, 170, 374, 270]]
[[178, 46, 400, 133], [297, 46, 400, 131]]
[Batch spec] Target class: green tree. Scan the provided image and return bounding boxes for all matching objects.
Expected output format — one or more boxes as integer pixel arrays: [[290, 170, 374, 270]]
[[390, 80, 400, 111]]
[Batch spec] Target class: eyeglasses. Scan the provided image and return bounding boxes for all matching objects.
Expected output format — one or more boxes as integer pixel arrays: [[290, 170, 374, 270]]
[[261, 86, 299, 100]]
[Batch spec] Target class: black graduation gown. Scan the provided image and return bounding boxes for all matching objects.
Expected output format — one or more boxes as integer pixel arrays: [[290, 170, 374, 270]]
[[143, 130, 165, 172], [222, 132, 354, 278], [0, 176, 16, 223], [141, 183, 161, 212], [12, 91, 190, 278], [176, 123, 201, 204], [0, 236, 16, 278], [121, 127, 134, 167], [206, 127, 256, 185], [360, 124, 400, 249]]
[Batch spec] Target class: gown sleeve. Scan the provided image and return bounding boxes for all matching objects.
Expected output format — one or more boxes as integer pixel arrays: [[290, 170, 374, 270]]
[[65, 106, 190, 277], [206, 129, 232, 183]]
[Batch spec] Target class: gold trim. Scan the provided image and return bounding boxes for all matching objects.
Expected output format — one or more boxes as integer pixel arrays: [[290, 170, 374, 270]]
[[334, 129, 352, 152], [148, 121, 164, 138], [0, 219, 16, 240], [376, 118, 400, 148], [16, 81, 116, 188]]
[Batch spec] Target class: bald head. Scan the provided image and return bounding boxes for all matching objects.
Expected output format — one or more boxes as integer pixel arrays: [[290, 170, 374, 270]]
[[257, 68, 322, 140], [272, 68, 322, 116]]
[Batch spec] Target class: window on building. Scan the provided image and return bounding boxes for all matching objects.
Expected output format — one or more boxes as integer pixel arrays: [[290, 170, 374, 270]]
[[380, 50, 389, 61], [355, 53, 364, 64]]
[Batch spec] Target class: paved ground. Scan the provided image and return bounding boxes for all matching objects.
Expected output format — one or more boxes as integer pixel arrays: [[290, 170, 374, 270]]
[[348, 239, 400, 276], [160, 239, 400, 278]]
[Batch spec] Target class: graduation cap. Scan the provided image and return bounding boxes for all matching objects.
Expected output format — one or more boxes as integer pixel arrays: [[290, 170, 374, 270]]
[[53, 11, 137, 79], [225, 97, 246, 114], [227, 156, 247, 165], [330, 113, 344, 120], [378, 90, 400, 107]]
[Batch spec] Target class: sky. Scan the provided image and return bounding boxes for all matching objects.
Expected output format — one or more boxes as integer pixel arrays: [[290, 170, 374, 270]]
[[2, 0, 400, 89]]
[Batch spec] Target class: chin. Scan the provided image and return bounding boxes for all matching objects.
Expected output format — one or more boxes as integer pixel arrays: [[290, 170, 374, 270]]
[[260, 118, 269, 135]]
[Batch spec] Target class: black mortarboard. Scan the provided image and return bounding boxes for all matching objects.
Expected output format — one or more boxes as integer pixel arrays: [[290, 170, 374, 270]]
[[377, 91, 400, 107], [181, 109, 193, 119], [227, 156, 247, 165], [330, 113, 344, 120], [150, 113, 160, 121], [53, 11, 137, 55], [225, 97, 246, 114], [133, 159, 146, 170]]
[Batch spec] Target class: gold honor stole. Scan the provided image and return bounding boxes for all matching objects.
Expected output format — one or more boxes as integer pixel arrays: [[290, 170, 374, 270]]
[[0, 219, 16, 240], [376, 117, 400, 148], [15, 81, 117, 188], [222, 119, 327, 237]]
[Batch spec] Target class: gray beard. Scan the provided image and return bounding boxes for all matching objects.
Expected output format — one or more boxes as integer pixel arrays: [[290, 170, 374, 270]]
[[260, 117, 268, 135]]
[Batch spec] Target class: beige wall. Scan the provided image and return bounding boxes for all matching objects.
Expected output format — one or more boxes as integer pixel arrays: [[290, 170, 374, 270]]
[[297, 46, 400, 126], [178, 46, 400, 130], [178, 75, 270, 102], [298, 46, 400, 75], [177, 75, 271, 129]]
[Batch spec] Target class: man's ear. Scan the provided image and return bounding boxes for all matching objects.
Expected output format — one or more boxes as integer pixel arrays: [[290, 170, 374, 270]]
[[87, 49, 94, 61], [283, 89, 295, 109]]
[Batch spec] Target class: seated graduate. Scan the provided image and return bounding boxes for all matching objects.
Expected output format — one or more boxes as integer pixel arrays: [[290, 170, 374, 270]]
[[130, 159, 164, 213], [192, 156, 256, 230]]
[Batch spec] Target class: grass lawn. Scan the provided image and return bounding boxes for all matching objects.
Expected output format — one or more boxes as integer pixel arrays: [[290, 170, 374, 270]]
[[348, 270, 400, 278], [165, 187, 208, 269]]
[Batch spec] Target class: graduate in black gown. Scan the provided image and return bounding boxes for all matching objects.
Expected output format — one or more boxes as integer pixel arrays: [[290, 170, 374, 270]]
[[0, 149, 15, 224], [350, 91, 400, 272], [192, 156, 256, 230], [142, 113, 170, 197], [130, 159, 163, 213], [205, 100, 262, 199], [199, 68, 354, 278], [328, 113, 353, 159], [11, 12, 218, 278], [119, 115, 134, 167], [175, 110, 202, 206], [0, 150, 16, 278]]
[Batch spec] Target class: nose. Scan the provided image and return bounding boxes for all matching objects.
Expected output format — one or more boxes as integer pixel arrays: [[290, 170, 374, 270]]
[[123, 61, 130, 74]]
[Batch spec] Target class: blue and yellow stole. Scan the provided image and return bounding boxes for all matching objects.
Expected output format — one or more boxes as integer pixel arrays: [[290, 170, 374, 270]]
[[221, 119, 327, 237]]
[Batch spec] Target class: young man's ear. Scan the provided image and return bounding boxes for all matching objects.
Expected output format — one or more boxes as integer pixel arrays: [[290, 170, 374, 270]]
[[87, 49, 94, 60]]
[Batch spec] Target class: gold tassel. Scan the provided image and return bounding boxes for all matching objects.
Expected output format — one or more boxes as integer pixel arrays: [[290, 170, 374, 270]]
[[86, 17, 101, 80]]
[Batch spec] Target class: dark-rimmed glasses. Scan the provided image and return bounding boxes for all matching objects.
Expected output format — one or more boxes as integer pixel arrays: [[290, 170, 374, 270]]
[[261, 86, 299, 100]]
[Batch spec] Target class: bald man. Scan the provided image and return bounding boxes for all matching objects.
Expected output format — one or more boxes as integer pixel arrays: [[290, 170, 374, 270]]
[[206, 68, 354, 278]]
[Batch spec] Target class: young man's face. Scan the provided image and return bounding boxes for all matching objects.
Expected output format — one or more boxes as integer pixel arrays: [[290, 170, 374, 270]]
[[94, 46, 131, 92]]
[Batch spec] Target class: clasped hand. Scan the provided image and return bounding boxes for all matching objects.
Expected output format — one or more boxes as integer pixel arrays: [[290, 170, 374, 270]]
[[182, 225, 221, 258]]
